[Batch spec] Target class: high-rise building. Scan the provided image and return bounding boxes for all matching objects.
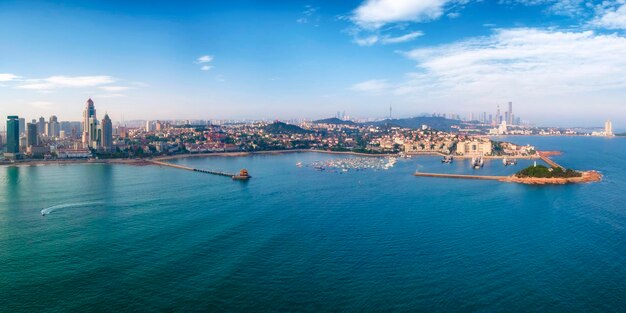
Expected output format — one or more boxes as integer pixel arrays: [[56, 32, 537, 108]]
[[507, 101, 513, 125], [495, 104, 501, 125], [27, 123, 38, 147], [88, 117, 100, 149], [37, 117, 46, 135], [101, 114, 113, 152], [47, 115, 60, 138], [605, 120, 613, 136], [82, 98, 97, 148], [6, 116, 20, 155], [18, 118, 25, 136]]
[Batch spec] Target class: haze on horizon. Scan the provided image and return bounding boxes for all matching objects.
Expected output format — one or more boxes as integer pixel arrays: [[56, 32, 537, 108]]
[[1, 0, 626, 128]]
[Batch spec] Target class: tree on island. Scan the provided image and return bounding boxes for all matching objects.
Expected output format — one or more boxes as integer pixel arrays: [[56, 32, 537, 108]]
[[516, 165, 582, 178]]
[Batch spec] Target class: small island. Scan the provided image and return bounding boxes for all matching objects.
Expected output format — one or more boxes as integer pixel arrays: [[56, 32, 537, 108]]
[[504, 165, 601, 185]]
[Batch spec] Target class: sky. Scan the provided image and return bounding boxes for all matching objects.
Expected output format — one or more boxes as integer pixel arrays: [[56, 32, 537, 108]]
[[1, 0, 626, 127]]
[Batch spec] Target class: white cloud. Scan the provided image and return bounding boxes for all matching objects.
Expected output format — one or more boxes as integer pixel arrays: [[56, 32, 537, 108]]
[[30, 101, 53, 109], [16, 75, 115, 90], [352, 0, 454, 29], [382, 31, 424, 43], [351, 79, 391, 93], [0, 73, 20, 82], [593, 3, 626, 29], [196, 55, 213, 63], [355, 35, 381, 46], [94, 93, 126, 98], [355, 31, 424, 46], [501, 0, 586, 17], [196, 55, 214, 71], [352, 28, 626, 115], [297, 5, 319, 24], [99, 86, 130, 92]]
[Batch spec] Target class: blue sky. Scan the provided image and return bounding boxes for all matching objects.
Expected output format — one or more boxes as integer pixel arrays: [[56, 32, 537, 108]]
[[1, 0, 626, 127]]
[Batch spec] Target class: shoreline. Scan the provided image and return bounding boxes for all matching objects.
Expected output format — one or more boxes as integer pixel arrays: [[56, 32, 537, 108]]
[[0, 149, 397, 168]]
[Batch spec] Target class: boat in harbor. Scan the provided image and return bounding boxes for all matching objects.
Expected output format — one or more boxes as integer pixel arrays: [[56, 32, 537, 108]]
[[472, 157, 484, 169], [502, 158, 517, 166], [442, 156, 453, 164], [296, 162, 303, 167]]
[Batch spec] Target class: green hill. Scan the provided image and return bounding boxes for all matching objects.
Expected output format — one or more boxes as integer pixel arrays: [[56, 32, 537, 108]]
[[263, 121, 311, 134]]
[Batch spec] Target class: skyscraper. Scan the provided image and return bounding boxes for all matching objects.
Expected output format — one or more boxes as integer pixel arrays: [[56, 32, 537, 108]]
[[37, 117, 46, 135], [82, 98, 97, 148], [507, 102, 513, 125], [101, 114, 113, 152], [47, 115, 60, 138], [18, 118, 25, 136], [6, 116, 20, 155], [605, 120, 613, 136], [495, 104, 501, 124], [27, 123, 38, 147]]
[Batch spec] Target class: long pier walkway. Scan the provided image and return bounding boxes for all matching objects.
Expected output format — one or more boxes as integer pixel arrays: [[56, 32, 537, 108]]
[[538, 153, 565, 170], [148, 160, 246, 179], [414, 172, 507, 181]]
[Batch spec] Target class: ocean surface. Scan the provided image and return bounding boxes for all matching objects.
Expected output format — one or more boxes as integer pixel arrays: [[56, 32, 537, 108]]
[[1, 136, 625, 312]]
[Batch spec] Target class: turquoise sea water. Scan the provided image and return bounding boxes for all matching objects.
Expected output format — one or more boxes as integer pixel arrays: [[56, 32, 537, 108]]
[[1, 136, 625, 312]]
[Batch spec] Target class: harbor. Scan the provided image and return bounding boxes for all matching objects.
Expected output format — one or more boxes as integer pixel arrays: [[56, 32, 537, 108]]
[[303, 156, 398, 172]]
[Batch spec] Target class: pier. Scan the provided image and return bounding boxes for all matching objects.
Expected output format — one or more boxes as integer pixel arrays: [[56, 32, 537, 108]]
[[149, 160, 250, 180], [538, 152, 565, 170], [414, 172, 507, 181]]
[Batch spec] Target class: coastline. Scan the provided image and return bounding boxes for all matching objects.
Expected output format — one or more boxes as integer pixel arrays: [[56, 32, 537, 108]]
[[0, 149, 396, 168]]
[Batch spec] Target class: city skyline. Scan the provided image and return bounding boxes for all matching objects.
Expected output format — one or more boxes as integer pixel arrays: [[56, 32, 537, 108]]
[[1, 0, 626, 127]]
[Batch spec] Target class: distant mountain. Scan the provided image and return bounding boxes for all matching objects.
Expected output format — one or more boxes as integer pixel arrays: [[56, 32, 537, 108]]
[[263, 121, 311, 134], [313, 118, 356, 125], [363, 117, 461, 132]]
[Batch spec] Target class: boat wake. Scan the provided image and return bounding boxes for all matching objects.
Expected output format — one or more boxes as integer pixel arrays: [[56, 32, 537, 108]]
[[41, 201, 104, 216]]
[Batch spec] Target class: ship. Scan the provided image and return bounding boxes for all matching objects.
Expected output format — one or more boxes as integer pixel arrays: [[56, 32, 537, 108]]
[[441, 156, 453, 164]]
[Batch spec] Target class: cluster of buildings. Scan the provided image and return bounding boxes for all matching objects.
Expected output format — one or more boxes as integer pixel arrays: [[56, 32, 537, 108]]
[[0, 98, 618, 162], [591, 120, 614, 137], [2, 98, 113, 160]]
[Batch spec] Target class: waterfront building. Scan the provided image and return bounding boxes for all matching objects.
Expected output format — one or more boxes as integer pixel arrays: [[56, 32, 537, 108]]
[[6, 116, 20, 157], [456, 139, 493, 156], [82, 98, 97, 148], [27, 123, 38, 147], [605, 120, 613, 136], [88, 117, 100, 149], [101, 114, 113, 152]]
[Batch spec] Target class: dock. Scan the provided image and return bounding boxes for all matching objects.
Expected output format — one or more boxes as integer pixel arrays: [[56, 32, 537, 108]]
[[149, 160, 250, 180]]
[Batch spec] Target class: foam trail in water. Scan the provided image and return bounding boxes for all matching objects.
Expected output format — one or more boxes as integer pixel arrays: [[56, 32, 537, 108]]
[[41, 201, 105, 216]]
